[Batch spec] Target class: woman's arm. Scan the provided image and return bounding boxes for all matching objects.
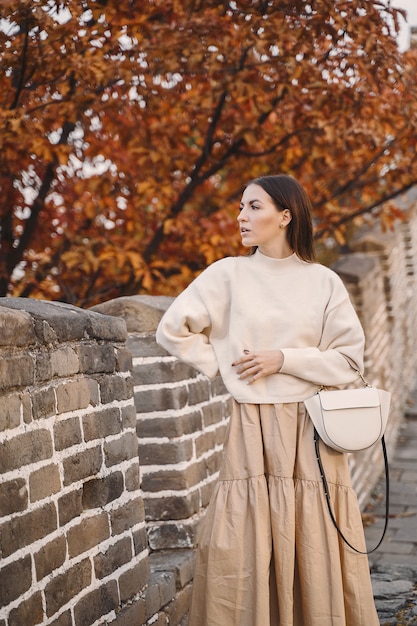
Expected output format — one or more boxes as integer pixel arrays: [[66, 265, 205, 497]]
[[279, 296, 365, 386], [156, 283, 219, 379]]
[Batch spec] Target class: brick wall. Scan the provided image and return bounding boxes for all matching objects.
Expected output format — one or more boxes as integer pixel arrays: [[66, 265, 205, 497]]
[[129, 334, 231, 552], [0, 299, 150, 626], [344, 192, 417, 505], [1, 192, 417, 625]]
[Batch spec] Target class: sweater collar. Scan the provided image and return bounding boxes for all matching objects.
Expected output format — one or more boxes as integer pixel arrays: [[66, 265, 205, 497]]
[[251, 249, 304, 273]]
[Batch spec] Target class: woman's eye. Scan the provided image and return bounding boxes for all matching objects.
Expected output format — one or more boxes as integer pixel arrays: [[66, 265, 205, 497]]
[[238, 203, 259, 211]]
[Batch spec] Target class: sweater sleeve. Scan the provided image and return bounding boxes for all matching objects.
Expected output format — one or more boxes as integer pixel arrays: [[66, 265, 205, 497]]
[[155, 282, 219, 379], [279, 288, 365, 387]]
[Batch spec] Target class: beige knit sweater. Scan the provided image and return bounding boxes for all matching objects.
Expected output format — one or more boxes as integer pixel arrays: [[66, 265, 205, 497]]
[[156, 250, 365, 403]]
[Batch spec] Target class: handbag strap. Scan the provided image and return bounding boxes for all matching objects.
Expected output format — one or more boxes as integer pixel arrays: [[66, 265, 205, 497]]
[[314, 428, 390, 554], [318, 367, 371, 393]]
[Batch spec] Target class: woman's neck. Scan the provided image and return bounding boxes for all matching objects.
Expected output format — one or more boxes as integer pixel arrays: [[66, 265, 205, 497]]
[[257, 241, 293, 259]]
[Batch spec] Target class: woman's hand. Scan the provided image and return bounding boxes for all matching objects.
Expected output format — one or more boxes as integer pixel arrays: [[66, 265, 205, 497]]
[[232, 350, 284, 384]]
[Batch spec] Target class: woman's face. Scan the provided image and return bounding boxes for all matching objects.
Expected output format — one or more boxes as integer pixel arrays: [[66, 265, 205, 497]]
[[238, 183, 288, 253]]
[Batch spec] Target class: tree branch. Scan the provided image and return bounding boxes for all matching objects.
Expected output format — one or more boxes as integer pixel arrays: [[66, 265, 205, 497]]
[[314, 136, 400, 207], [6, 121, 76, 276], [314, 179, 417, 240], [10, 15, 30, 110]]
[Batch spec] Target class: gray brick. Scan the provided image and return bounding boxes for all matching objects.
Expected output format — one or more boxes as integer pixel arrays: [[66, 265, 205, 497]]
[[137, 411, 202, 439], [88, 313, 127, 342], [63, 446, 102, 486], [144, 570, 175, 618], [195, 430, 215, 457], [0, 555, 32, 607], [0, 307, 35, 347], [133, 525, 148, 555], [132, 360, 197, 386], [146, 521, 197, 551], [35, 352, 52, 382], [74, 580, 119, 625], [0, 393, 21, 430], [87, 378, 100, 405], [31, 387, 56, 420], [56, 379, 92, 414], [121, 403, 136, 429], [110, 496, 145, 535], [202, 400, 228, 427], [82, 472, 124, 509], [8, 592, 43, 626], [135, 385, 189, 412], [58, 489, 83, 526], [82, 406, 122, 441], [215, 423, 228, 446], [67, 512, 109, 558], [34, 535, 67, 581], [0, 502, 57, 558], [115, 347, 133, 373], [205, 449, 222, 477], [187, 379, 210, 405], [21, 392, 32, 424], [141, 463, 206, 493], [139, 440, 193, 466], [0, 478, 27, 516], [125, 461, 141, 492], [201, 477, 217, 508], [50, 346, 79, 377], [126, 334, 166, 358], [99, 374, 133, 404], [45, 558, 91, 617], [94, 536, 133, 579], [54, 416, 83, 451], [104, 431, 138, 467], [0, 354, 34, 389], [119, 560, 150, 603], [0, 430, 53, 473], [144, 492, 199, 522], [77, 343, 116, 374], [29, 463, 61, 502], [150, 549, 196, 589], [109, 599, 146, 626]]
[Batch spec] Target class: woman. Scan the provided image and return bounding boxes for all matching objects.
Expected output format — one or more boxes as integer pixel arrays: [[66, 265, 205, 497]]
[[156, 175, 379, 626]]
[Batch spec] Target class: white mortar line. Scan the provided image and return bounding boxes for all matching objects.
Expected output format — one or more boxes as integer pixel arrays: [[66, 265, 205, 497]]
[[0, 398, 136, 445], [132, 355, 177, 365], [138, 415, 229, 446], [135, 393, 231, 419], [140, 441, 226, 476]]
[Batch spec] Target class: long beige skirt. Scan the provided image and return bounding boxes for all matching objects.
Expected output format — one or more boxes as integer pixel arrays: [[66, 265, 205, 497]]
[[188, 401, 379, 626]]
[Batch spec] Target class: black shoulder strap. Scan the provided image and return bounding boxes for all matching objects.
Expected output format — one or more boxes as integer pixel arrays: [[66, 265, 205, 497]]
[[313, 429, 389, 554]]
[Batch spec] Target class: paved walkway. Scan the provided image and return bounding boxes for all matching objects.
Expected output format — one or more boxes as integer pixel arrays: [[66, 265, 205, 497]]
[[364, 407, 417, 625]]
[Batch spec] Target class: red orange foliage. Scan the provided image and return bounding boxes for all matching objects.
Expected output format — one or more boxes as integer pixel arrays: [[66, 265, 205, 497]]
[[1, 0, 417, 304]]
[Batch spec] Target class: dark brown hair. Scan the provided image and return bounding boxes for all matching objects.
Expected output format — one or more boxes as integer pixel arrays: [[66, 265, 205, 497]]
[[247, 174, 315, 262]]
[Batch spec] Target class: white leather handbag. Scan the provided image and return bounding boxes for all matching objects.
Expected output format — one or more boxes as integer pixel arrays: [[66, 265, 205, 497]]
[[304, 371, 391, 554], [304, 385, 391, 453]]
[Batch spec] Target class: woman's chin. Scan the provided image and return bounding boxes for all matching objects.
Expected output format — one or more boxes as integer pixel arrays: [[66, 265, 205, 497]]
[[240, 237, 255, 248]]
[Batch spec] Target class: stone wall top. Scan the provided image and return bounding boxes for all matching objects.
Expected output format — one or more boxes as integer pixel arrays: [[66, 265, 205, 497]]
[[332, 252, 378, 284], [0, 297, 127, 347], [91, 294, 173, 333]]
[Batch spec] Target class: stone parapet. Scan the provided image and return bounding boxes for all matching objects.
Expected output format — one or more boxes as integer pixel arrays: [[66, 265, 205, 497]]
[[0, 299, 150, 626]]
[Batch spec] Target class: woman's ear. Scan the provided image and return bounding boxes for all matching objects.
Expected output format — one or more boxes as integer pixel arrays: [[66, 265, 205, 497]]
[[282, 209, 292, 226]]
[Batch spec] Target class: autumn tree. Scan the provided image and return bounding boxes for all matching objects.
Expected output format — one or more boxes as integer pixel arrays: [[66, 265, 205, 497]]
[[1, 0, 417, 305]]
